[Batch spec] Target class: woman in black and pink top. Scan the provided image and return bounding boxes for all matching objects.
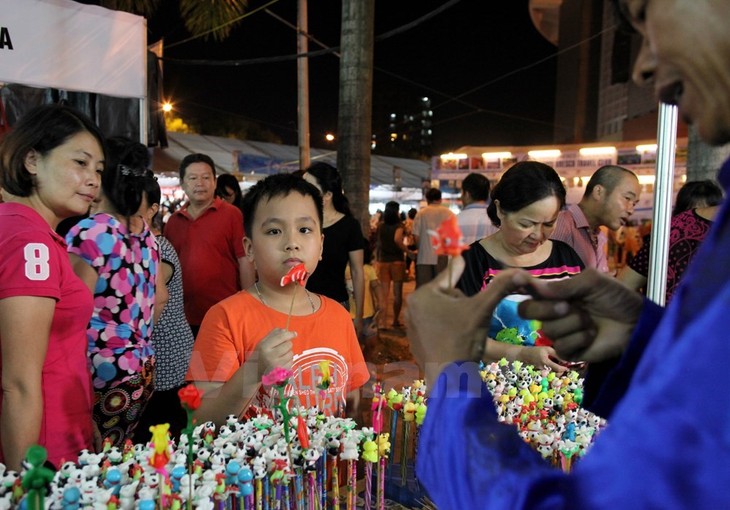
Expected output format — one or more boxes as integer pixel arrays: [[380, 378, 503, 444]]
[[457, 161, 584, 372], [618, 205, 720, 304]]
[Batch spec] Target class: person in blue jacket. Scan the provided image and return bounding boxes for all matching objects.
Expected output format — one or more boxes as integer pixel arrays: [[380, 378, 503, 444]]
[[405, 0, 730, 507]]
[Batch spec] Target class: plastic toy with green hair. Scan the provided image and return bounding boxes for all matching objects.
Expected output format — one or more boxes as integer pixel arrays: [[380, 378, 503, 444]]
[[21, 445, 55, 510]]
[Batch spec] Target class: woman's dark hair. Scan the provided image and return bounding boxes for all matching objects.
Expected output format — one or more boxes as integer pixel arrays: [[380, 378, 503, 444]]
[[216, 173, 244, 210], [0, 104, 106, 197], [102, 136, 151, 218], [673, 180, 724, 215], [141, 174, 162, 230], [408, 208, 417, 220], [305, 162, 352, 216], [487, 161, 566, 227], [383, 201, 401, 225], [142, 174, 161, 208]]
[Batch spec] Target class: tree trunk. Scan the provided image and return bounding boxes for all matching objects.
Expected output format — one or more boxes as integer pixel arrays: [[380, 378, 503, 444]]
[[337, 0, 375, 238], [686, 125, 730, 182]]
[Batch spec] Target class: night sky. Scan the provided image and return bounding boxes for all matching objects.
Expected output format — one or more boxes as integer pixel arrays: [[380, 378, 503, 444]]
[[145, 0, 558, 154]]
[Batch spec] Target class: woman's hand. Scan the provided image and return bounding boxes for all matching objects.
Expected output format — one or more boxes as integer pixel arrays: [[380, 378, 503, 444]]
[[406, 257, 534, 386], [516, 345, 567, 373]]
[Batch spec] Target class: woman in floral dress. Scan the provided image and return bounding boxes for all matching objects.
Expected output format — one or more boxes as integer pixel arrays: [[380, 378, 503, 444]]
[[67, 138, 159, 446]]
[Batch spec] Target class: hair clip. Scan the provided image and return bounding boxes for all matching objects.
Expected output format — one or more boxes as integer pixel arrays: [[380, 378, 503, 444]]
[[118, 164, 149, 178]]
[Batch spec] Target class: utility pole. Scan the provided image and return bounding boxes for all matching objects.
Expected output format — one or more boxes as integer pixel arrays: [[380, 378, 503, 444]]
[[297, 0, 311, 169], [338, 0, 375, 235]]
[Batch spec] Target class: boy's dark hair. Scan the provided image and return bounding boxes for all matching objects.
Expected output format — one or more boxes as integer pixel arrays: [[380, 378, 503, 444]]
[[179, 153, 216, 180], [242, 173, 323, 237], [461, 173, 490, 202], [487, 161, 566, 227], [0, 104, 106, 197]]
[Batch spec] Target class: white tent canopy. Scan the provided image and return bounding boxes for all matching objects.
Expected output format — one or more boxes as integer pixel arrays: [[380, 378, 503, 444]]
[[154, 132, 431, 190], [0, 0, 146, 99]]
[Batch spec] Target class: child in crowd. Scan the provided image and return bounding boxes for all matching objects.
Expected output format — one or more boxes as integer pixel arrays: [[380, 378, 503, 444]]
[[187, 173, 368, 426], [346, 238, 380, 346]]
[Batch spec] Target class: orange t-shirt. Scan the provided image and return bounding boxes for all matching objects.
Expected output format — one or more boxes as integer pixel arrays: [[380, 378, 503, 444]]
[[187, 291, 369, 415]]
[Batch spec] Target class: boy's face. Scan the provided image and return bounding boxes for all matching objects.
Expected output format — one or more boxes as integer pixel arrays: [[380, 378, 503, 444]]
[[244, 191, 323, 286]]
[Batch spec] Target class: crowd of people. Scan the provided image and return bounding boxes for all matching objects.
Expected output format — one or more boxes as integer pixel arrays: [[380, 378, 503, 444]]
[[407, 0, 730, 506], [2, 1, 728, 506], [0, 111, 375, 468]]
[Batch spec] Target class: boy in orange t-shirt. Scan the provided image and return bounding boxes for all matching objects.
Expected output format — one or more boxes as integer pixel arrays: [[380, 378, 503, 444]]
[[187, 173, 368, 425]]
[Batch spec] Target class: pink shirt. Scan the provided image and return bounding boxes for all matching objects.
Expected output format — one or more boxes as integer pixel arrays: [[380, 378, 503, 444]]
[[551, 204, 609, 273], [0, 204, 94, 467]]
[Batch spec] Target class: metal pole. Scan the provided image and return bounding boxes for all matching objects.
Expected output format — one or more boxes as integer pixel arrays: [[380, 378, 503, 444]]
[[140, 20, 148, 146], [297, 0, 311, 169], [646, 103, 678, 306]]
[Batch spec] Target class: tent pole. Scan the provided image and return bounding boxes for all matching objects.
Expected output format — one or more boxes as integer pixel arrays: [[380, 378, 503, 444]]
[[645, 102, 678, 306], [140, 20, 148, 146]]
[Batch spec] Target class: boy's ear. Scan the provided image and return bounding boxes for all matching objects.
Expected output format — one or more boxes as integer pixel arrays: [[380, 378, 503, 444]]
[[319, 233, 324, 260], [243, 237, 255, 262]]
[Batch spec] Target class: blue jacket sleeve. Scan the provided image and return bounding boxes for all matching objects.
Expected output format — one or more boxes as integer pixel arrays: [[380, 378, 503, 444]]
[[584, 299, 664, 418], [417, 362, 571, 509]]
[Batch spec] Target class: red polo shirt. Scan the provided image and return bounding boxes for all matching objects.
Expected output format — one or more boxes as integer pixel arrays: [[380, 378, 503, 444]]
[[165, 198, 246, 326]]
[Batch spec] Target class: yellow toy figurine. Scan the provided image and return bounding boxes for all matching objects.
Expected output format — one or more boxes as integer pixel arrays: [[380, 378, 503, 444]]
[[149, 423, 171, 470]]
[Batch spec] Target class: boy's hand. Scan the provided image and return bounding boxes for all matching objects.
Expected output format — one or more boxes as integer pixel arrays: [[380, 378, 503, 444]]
[[255, 328, 296, 378]]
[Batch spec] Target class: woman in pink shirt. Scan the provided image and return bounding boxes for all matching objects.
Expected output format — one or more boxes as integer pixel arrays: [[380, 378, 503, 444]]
[[0, 105, 105, 468]]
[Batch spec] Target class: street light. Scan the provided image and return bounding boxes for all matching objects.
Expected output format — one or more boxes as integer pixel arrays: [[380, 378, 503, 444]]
[[325, 133, 335, 143], [162, 102, 173, 113]]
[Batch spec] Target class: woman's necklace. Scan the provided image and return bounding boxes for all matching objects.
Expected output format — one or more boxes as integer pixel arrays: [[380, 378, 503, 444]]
[[254, 281, 316, 313]]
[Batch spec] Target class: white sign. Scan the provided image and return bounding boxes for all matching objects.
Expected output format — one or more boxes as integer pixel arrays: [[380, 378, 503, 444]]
[[0, 0, 146, 98]]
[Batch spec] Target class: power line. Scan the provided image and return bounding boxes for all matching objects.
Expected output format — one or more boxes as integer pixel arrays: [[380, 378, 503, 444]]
[[162, 3, 608, 135], [165, 0, 282, 50]]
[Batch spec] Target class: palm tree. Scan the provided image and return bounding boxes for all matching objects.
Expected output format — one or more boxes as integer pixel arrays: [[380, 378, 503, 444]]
[[337, 0, 375, 236], [99, 0, 249, 41]]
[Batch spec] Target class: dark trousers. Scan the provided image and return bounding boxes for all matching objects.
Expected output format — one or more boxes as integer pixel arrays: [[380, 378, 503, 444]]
[[415, 256, 449, 288], [134, 385, 189, 443]]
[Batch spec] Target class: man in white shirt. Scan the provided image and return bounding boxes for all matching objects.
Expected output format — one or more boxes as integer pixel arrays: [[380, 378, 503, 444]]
[[457, 173, 498, 245], [413, 187, 455, 288]]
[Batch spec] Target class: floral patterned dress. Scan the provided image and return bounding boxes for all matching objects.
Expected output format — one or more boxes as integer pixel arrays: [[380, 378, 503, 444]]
[[67, 213, 158, 446]]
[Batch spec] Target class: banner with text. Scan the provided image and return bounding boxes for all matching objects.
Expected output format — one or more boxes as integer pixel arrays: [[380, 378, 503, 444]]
[[0, 0, 146, 98]]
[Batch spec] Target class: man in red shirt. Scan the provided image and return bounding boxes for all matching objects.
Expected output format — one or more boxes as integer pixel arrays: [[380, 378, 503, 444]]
[[165, 153, 255, 336]]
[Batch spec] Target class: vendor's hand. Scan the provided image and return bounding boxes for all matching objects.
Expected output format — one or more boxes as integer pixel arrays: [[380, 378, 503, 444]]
[[254, 328, 296, 377], [516, 345, 567, 374], [405, 256, 533, 387], [518, 268, 644, 363]]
